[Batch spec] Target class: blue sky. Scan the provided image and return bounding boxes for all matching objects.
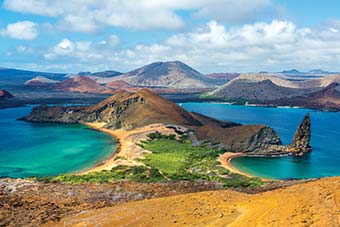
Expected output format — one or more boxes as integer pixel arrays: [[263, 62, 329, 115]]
[[1, 0, 340, 73]]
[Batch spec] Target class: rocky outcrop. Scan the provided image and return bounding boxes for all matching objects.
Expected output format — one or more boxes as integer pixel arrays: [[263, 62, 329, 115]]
[[195, 124, 282, 152], [194, 113, 312, 156], [0, 90, 14, 99], [22, 89, 207, 129], [289, 114, 312, 155], [22, 105, 87, 123]]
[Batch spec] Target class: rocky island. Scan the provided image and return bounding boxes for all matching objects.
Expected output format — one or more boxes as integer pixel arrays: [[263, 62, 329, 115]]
[[23, 89, 311, 158]]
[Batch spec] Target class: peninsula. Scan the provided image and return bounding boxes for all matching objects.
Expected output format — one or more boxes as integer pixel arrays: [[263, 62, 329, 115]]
[[22, 89, 312, 177]]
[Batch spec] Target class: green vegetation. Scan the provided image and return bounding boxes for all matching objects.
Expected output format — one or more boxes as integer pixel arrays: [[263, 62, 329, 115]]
[[41, 132, 263, 188], [39, 165, 164, 184]]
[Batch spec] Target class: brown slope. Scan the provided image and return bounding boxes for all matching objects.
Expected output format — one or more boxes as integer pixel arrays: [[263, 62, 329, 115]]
[[47, 177, 340, 227], [108, 61, 217, 89], [53, 76, 114, 94], [84, 89, 204, 129], [212, 79, 307, 101], [106, 80, 140, 92], [271, 82, 340, 110]]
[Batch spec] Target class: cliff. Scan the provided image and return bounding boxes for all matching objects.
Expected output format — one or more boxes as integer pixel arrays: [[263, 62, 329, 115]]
[[289, 114, 312, 155], [195, 124, 282, 152]]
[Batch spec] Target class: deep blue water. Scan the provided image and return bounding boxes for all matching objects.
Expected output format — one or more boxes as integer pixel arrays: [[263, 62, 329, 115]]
[[181, 103, 340, 179], [0, 106, 116, 178]]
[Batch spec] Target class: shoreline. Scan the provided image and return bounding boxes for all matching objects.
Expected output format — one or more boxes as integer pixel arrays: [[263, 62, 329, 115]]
[[77, 123, 122, 174], [78, 123, 180, 175], [218, 152, 275, 181], [79, 123, 281, 181]]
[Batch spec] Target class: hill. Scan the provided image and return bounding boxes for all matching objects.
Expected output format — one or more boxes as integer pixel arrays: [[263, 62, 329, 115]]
[[77, 70, 122, 78], [211, 74, 340, 110], [301, 74, 340, 88], [108, 61, 218, 88], [272, 82, 340, 111], [106, 80, 139, 92], [25, 76, 59, 87], [206, 73, 240, 80], [281, 69, 302, 74], [212, 78, 306, 101], [49, 177, 340, 227], [83, 89, 206, 129], [73, 70, 123, 84], [0, 67, 66, 85], [53, 76, 114, 94]]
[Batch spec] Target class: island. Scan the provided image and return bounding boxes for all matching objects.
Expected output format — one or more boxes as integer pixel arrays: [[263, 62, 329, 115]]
[[22, 89, 312, 176]]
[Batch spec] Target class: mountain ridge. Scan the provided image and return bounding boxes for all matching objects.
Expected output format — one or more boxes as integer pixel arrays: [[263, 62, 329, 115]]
[[108, 61, 218, 88]]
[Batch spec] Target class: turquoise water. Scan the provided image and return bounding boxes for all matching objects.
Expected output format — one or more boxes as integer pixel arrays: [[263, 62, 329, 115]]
[[181, 103, 340, 180], [0, 106, 116, 178]]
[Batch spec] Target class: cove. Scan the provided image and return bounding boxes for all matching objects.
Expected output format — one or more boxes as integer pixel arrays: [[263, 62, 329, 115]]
[[181, 102, 340, 180], [0, 106, 116, 178]]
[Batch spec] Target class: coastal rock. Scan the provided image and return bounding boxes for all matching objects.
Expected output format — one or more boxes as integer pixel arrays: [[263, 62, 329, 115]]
[[22, 105, 87, 123], [195, 124, 282, 152], [289, 113, 312, 154]]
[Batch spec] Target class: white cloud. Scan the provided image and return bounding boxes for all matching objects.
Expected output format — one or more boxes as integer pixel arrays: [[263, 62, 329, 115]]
[[1, 21, 39, 40], [41, 20, 340, 73], [192, 0, 275, 24], [3, 0, 279, 32]]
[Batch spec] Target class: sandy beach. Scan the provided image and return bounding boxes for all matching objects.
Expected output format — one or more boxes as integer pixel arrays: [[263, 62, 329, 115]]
[[79, 123, 182, 174], [218, 152, 273, 181], [80, 123, 272, 181]]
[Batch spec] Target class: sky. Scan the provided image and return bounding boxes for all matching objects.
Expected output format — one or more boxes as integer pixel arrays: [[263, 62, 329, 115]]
[[1, 0, 340, 74]]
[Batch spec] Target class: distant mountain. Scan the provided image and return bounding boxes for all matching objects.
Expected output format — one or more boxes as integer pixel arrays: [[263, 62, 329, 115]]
[[205, 73, 240, 80], [205, 73, 240, 85], [301, 75, 340, 88], [0, 68, 66, 84], [281, 69, 302, 74], [222, 74, 301, 88], [108, 61, 218, 88], [76, 70, 122, 78], [212, 78, 307, 101], [270, 82, 340, 111], [70, 70, 123, 84], [106, 80, 139, 92], [0, 90, 14, 99], [25, 76, 59, 87], [307, 69, 333, 74], [53, 76, 114, 94]]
